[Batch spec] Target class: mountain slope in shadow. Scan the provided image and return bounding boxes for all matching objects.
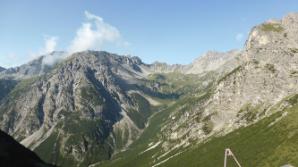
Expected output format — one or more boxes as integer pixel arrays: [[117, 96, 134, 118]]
[[0, 130, 55, 167]]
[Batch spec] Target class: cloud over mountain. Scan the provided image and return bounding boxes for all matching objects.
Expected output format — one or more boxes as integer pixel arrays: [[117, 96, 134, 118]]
[[68, 11, 123, 53]]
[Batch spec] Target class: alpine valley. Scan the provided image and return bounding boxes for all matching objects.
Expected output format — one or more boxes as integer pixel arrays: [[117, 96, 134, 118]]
[[1, 13, 298, 167]]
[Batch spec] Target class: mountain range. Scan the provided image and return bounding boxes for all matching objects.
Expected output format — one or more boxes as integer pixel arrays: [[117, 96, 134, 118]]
[[1, 13, 298, 167]]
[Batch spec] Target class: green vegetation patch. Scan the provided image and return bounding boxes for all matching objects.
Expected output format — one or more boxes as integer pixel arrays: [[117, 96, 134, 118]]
[[290, 70, 298, 76], [35, 113, 112, 167], [290, 48, 298, 54], [9, 77, 40, 98], [286, 94, 298, 105], [156, 96, 298, 167], [261, 23, 284, 32], [100, 100, 178, 167], [202, 120, 214, 134], [100, 87, 215, 167], [102, 93, 298, 167], [218, 65, 242, 83], [0, 79, 18, 101], [265, 63, 276, 73], [147, 72, 204, 95], [126, 93, 153, 129]]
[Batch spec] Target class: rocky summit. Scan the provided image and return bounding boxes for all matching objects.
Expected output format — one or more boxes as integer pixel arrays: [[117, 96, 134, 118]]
[[1, 13, 298, 167]]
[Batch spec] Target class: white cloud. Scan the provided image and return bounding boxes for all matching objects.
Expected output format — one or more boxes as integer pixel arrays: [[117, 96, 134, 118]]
[[30, 36, 59, 60], [43, 36, 58, 53], [26, 36, 61, 66], [235, 33, 244, 42], [3, 11, 129, 67], [42, 51, 65, 66], [68, 11, 123, 53], [41, 11, 127, 65]]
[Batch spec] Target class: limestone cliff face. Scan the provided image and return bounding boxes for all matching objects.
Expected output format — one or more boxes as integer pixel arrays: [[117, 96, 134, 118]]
[[210, 13, 298, 129], [149, 13, 298, 156]]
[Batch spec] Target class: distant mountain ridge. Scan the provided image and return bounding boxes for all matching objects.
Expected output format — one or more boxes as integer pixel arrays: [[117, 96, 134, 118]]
[[0, 51, 65, 79]]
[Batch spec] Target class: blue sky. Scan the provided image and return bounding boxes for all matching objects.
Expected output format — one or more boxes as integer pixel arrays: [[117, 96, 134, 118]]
[[1, 0, 298, 67]]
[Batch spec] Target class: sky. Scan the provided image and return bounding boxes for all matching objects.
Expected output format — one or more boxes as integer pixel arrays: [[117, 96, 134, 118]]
[[1, 0, 298, 68]]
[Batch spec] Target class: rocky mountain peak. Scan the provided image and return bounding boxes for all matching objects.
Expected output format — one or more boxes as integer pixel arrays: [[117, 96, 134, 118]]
[[185, 49, 241, 74], [0, 51, 65, 79], [245, 13, 298, 51], [282, 12, 298, 24], [62, 51, 146, 80], [71, 50, 142, 64], [205, 13, 298, 137], [193, 50, 239, 63], [0, 51, 146, 80], [243, 12, 298, 73]]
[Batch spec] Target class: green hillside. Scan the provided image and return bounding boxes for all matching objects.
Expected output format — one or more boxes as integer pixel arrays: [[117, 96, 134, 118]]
[[101, 95, 298, 167]]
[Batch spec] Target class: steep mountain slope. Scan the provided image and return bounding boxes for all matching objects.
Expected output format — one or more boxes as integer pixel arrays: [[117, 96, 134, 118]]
[[0, 79, 18, 101], [100, 94, 298, 167], [205, 12, 298, 132], [149, 95, 298, 167], [0, 51, 176, 166], [0, 130, 54, 167], [158, 12, 298, 151], [100, 13, 298, 167]]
